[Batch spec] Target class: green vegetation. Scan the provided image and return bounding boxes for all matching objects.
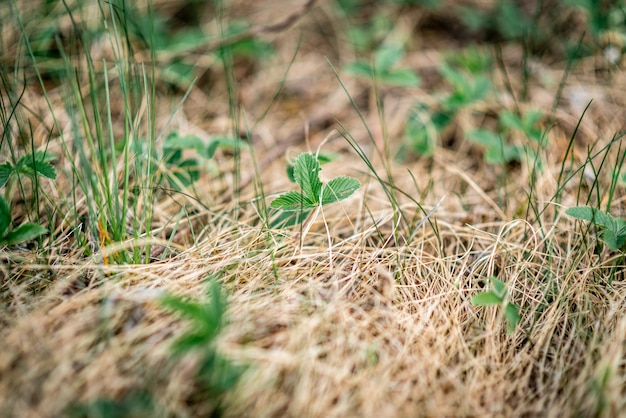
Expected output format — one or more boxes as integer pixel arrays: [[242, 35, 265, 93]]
[[1, 0, 626, 416]]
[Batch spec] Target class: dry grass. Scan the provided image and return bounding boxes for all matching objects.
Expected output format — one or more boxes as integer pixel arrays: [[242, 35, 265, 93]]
[[1, 0, 626, 416]]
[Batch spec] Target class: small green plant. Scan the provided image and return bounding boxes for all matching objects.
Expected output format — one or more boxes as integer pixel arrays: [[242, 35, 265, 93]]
[[344, 44, 420, 87], [0, 151, 57, 203], [0, 195, 47, 247], [160, 132, 248, 190], [270, 152, 360, 227], [0, 151, 55, 247], [471, 276, 521, 333], [403, 46, 492, 158], [566, 206, 626, 251], [161, 280, 245, 415], [466, 109, 546, 165]]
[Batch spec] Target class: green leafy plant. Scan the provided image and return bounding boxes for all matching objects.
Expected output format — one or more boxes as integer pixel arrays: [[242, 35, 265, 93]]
[[403, 47, 492, 158], [466, 109, 546, 165], [161, 280, 245, 415], [344, 44, 420, 87], [471, 276, 521, 333], [160, 132, 248, 190], [566, 206, 626, 251], [270, 152, 360, 227], [0, 151, 55, 246], [0, 151, 57, 203], [0, 195, 47, 246]]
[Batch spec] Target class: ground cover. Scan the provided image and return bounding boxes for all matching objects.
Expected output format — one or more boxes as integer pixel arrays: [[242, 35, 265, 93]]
[[1, 0, 626, 416]]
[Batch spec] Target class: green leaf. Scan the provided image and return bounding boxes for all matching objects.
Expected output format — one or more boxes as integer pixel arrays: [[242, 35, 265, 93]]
[[16, 153, 57, 180], [321, 176, 360, 206], [0, 162, 13, 188], [374, 45, 403, 71], [0, 195, 10, 237], [293, 153, 323, 203], [269, 208, 312, 228], [344, 61, 375, 79], [1, 223, 47, 245], [505, 303, 521, 333], [489, 276, 508, 299], [379, 68, 420, 86], [471, 291, 503, 306], [566, 206, 615, 229], [270, 191, 316, 211], [466, 129, 502, 148], [164, 132, 204, 151], [205, 140, 221, 159], [484, 144, 521, 164]]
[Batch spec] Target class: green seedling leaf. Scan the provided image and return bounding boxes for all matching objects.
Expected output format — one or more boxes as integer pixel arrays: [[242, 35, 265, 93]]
[[472, 276, 520, 333], [164, 132, 204, 151], [287, 152, 339, 183], [269, 208, 312, 229], [203, 136, 249, 160], [270, 191, 316, 211], [505, 303, 521, 333], [471, 291, 502, 306], [271, 152, 360, 226], [374, 45, 403, 72], [466, 129, 501, 148], [466, 130, 521, 164], [566, 206, 615, 230], [15, 152, 57, 180], [294, 153, 323, 202], [380, 68, 420, 87], [2, 223, 48, 245], [344, 61, 375, 78], [489, 276, 508, 299], [321, 176, 360, 206], [0, 162, 14, 188], [0, 196, 10, 236]]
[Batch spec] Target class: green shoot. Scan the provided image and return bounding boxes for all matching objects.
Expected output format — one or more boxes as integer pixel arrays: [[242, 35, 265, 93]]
[[270, 153, 360, 224], [471, 276, 521, 333]]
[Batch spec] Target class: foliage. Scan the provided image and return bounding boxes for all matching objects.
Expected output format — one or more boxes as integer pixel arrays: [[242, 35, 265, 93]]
[[0, 152, 55, 247], [566, 206, 626, 251], [161, 132, 248, 190], [471, 276, 521, 333], [161, 280, 245, 415], [0, 195, 47, 247], [0, 151, 56, 200], [270, 153, 360, 227], [344, 44, 420, 87], [403, 46, 493, 158], [466, 109, 546, 165]]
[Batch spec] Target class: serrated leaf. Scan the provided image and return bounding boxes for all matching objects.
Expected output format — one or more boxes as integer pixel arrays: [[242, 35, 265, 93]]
[[321, 176, 360, 206], [505, 303, 520, 333], [293, 153, 323, 203], [0, 162, 14, 188], [566, 206, 615, 229], [380, 68, 420, 86], [1, 223, 47, 245], [471, 291, 502, 306], [16, 154, 56, 180], [286, 165, 296, 183], [0, 196, 10, 236], [270, 191, 316, 211]]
